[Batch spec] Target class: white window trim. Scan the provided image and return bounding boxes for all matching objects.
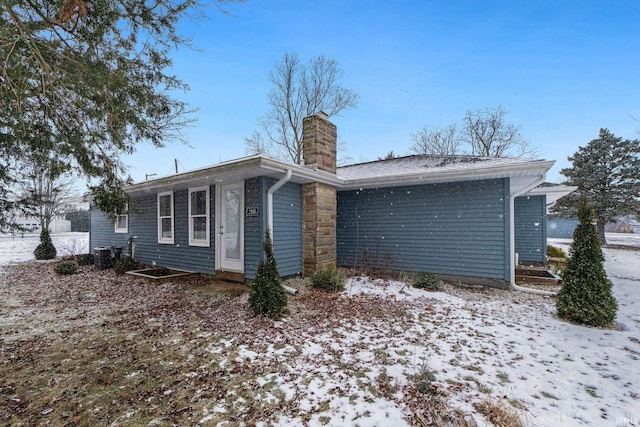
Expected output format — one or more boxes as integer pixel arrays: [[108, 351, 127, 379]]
[[157, 191, 174, 244], [189, 186, 210, 247], [114, 204, 128, 233]]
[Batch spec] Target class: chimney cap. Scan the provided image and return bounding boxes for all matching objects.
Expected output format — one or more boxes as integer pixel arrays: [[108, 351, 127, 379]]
[[316, 111, 329, 120]]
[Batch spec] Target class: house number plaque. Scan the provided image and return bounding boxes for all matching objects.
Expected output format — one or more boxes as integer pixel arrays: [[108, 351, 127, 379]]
[[245, 207, 259, 217]]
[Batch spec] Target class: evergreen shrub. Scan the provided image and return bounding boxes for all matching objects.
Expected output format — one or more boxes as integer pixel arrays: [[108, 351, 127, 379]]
[[413, 272, 442, 291], [34, 229, 57, 260], [114, 256, 138, 274], [248, 230, 288, 319], [547, 245, 567, 259], [310, 267, 346, 291], [54, 260, 78, 275], [77, 253, 95, 266], [556, 203, 618, 326]]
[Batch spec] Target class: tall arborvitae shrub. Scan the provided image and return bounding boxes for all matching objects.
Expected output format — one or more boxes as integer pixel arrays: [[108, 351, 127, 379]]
[[248, 230, 288, 319], [556, 203, 618, 326], [34, 229, 57, 260]]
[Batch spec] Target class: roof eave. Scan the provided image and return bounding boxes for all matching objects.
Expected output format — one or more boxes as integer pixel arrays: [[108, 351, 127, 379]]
[[338, 160, 555, 191], [125, 155, 342, 195]]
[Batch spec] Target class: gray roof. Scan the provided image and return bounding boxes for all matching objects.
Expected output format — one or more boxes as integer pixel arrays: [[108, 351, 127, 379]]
[[336, 155, 555, 194], [127, 154, 555, 197], [337, 155, 536, 181]]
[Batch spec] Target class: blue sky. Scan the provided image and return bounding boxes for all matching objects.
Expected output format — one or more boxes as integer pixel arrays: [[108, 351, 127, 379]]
[[123, 0, 640, 183]]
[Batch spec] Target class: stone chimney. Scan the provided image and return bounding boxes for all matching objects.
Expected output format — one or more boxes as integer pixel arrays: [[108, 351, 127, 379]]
[[302, 111, 337, 173], [302, 112, 337, 275]]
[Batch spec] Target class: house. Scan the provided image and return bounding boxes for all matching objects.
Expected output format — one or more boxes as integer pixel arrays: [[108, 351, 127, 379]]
[[608, 217, 640, 234], [12, 217, 71, 234], [91, 112, 560, 288]]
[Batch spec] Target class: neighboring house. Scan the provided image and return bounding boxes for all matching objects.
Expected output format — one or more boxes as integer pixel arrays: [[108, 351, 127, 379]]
[[91, 113, 562, 288], [12, 217, 71, 234], [608, 217, 640, 234]]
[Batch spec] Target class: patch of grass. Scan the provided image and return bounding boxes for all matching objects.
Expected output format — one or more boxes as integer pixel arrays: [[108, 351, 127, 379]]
[[540, 390, 560, 400], [373, 347, 389, 363], [497, 371, 510, 385], [585, 385, 599, 398], [508, 398, 527, 411], [473, 398, 523, 427], [375, 369, 398, 400], [463, 375, 492, 394], [464, 364, 485, 375]]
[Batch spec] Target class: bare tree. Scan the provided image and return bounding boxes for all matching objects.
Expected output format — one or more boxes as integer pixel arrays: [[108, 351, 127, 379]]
[[245, 52, 359, 164], [461, 105, 533, 157], [337, 140, 353, 166], [410, 124, 460, 156], [18, 153, 76, 232]]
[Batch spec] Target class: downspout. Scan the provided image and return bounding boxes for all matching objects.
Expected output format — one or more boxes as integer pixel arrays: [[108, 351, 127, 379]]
[[266, 169, 298, 295], [509, 176, 557, 296], [267, 169, 292, 239]]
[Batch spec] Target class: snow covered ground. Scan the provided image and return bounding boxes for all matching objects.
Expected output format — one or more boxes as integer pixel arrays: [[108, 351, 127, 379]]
[[0, 232, 89, 267], [0, 232, 638, 426]]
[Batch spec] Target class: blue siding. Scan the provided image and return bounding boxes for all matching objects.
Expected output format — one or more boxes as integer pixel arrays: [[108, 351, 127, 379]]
[[270, 179, 303, 277], [129, 188, 216, 273], [244, 177, 266, 280], [89, 208, 130, 250], [91, 187, 216, 274], [337, 178, 511, 281], [91, 177, 303, 280], [243, 177, 303, 280], [514, 195, 547, 264]]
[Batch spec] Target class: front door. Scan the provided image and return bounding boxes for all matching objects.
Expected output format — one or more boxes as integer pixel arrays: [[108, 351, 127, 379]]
[[217, 182, 244, 272]]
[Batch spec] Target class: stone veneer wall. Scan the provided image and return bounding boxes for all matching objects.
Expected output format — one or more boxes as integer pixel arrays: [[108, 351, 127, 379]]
[[303, 182, 337, 275], [302, 113, 337, 275]]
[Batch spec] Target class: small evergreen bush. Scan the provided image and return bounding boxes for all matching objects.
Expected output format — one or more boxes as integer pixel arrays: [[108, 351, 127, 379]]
[[547, 245, 567, 259], [114, 256, 138, 274], [556, 203, 618, 326], [248, 230, 288, 319], [34, 229, 57, 260], [54, 260, 78, 275], [77, 253, 95, 266], [413, 361, 437, 395], [310, 267, 346, 291], [413, 272, 442, 291]]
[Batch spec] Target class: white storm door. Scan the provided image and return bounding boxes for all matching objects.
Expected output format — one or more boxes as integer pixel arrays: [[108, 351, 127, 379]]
[[217, 182, 244, 272]]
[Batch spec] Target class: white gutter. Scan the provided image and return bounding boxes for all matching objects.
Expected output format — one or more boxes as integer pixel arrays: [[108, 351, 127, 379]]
[[509, 176, 557, 296], [267, 169, 292, 240]]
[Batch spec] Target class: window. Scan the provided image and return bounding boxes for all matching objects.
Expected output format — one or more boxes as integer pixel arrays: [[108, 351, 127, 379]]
[[157, 191, 174, 244], [189, 186, 210, 246], [115, 204, 128, 233]]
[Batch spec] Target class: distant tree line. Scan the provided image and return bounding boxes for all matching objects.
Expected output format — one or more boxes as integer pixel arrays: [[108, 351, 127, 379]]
[[411, 105, 535, 158]]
